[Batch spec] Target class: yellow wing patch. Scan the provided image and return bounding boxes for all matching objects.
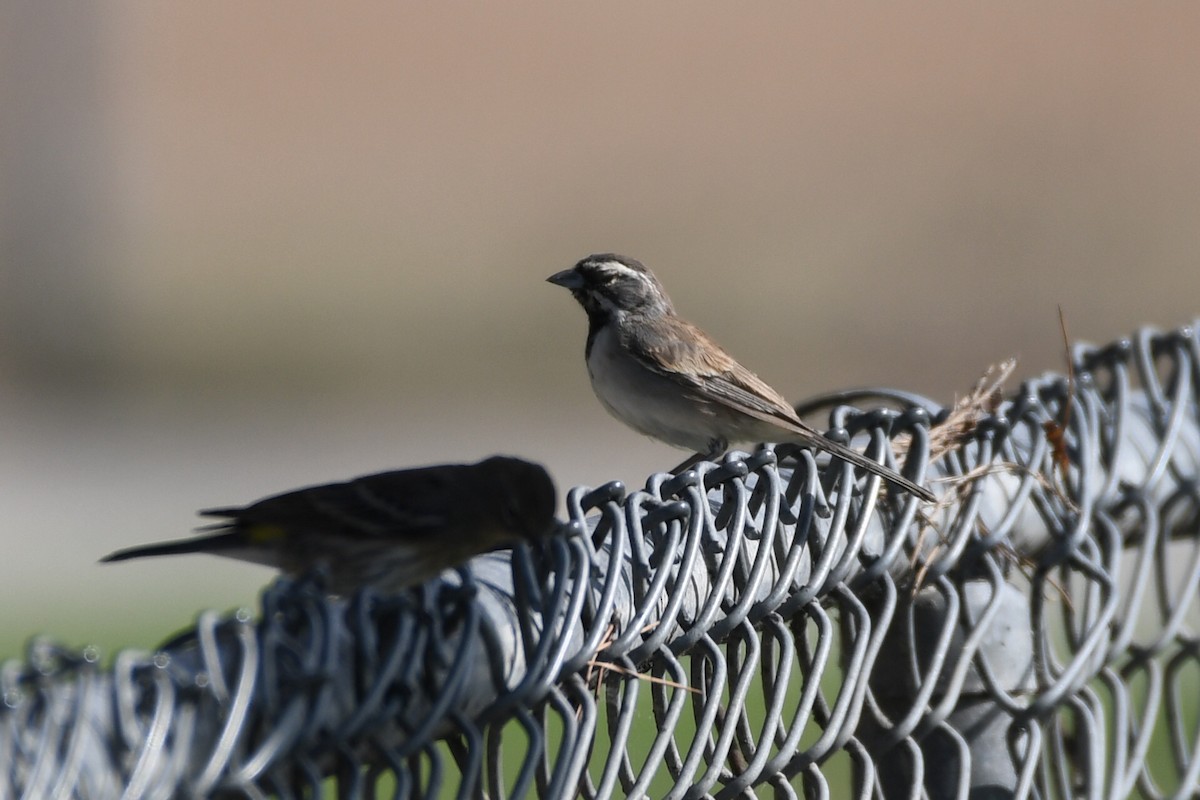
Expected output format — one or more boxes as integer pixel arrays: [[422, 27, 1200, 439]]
[[246, 524, 288, 544]]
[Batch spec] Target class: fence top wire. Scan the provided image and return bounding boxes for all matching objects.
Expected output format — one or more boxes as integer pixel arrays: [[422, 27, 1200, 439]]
[[3, 320, 1200, 799]]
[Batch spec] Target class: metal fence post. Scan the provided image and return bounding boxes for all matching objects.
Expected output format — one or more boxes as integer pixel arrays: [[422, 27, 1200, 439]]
[[871, 578, 1035, 799]]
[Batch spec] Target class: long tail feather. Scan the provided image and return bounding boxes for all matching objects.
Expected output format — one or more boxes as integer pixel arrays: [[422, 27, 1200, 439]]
[[811, 435, 936, 502], [99, 531, 244, 563]]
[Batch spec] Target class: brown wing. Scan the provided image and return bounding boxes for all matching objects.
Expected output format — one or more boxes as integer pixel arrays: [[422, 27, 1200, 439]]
[[626, 315, 808, 429], [625, 316, 936, 502]]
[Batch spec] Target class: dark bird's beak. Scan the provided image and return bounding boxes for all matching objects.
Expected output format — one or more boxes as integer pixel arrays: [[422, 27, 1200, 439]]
[[546, 269, 584, 289]]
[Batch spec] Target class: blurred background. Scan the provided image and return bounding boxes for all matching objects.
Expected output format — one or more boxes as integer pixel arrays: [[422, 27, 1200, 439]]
[[2, 3, 1199, 657]]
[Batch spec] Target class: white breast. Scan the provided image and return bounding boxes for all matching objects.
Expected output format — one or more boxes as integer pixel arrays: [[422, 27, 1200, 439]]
[[585, 324, 715, 452]]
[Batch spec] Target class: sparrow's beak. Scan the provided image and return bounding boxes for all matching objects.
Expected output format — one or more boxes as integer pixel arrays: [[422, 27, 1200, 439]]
[[546, 269, 584, 289]]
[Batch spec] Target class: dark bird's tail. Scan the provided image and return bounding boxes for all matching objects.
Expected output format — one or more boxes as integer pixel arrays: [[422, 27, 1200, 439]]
[[99, 531, 244, 563], [811, 435, 936, 503]]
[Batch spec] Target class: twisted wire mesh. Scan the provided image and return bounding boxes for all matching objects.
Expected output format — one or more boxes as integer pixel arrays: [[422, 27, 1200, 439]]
[[3, 321, 1199, 799]]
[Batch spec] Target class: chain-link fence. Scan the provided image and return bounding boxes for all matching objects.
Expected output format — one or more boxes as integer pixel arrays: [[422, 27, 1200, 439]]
[[4, 321, 1199, 799]]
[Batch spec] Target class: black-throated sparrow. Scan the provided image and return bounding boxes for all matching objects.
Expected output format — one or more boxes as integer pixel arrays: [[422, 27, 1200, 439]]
[[548, 254, 934, 502], [101, 456, 559, 593]]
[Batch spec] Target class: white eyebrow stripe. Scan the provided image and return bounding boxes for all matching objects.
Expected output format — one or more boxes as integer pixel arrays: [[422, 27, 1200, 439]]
[[593, 261, 646, 282]]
